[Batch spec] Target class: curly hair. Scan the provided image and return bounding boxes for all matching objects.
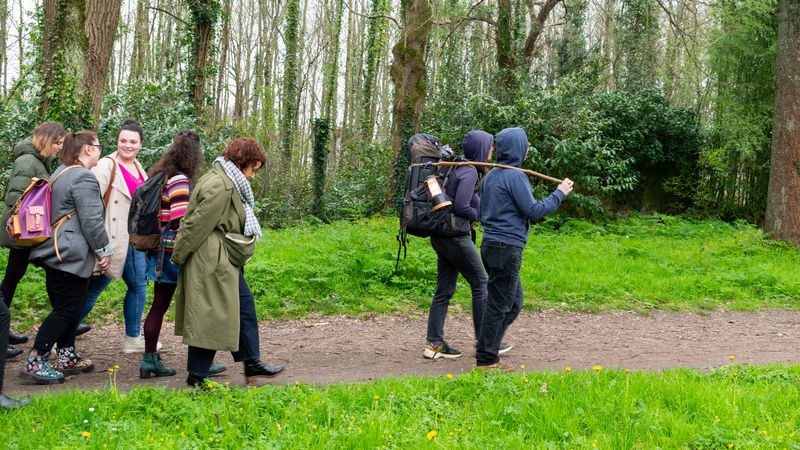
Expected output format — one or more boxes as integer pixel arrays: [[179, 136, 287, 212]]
[[147, 130, 203, 180], [222, 137, 266, 171]]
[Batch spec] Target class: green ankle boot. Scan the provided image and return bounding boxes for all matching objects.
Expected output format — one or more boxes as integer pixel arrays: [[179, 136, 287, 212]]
[[139, 352, 177, 378]]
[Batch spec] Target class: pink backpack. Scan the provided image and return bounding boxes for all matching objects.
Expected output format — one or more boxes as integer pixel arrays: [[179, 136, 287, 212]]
[[5, 166, 77, 247]]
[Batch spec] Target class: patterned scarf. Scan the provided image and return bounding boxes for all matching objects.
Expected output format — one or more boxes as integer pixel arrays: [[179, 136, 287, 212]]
[[216, 157, 262, 240]]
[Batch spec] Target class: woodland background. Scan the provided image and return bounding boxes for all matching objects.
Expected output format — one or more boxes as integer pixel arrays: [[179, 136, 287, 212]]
[[0, 0, 796, 237]]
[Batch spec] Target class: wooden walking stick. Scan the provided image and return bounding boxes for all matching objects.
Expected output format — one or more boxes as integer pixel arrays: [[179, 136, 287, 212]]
[[410, 161, 564, 184]]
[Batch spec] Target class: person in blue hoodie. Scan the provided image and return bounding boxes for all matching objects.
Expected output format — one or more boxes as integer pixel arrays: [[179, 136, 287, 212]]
[[476, 127, 573, 370], [424, 130, 496, 359]]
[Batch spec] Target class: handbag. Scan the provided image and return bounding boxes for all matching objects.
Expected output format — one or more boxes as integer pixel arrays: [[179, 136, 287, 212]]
[[220, 231, 256, 267]]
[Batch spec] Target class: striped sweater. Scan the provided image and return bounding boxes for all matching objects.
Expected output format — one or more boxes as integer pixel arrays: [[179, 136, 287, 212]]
[[160, 174, 191, 253]]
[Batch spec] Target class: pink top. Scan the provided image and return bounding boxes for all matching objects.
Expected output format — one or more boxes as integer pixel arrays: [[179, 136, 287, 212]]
[[118, 163, 144, 197]]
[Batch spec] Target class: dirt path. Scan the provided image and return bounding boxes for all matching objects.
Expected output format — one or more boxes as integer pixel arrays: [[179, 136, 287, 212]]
[[5, 310, 800, 396]]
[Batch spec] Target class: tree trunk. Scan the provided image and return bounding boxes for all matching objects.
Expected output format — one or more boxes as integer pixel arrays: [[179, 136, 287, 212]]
[[280, 0, 301, 166], [387, 0, 432, 208], [765, 0, 800, 242], [85, 0, 122, 124], [360, 0, 389, 141], [187, 0, 220, 116], [40, 0, 122, 127], [130, 0, 149, 81]]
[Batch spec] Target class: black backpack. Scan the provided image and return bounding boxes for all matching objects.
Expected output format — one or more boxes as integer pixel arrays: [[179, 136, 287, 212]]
[[396, 134, 471, 266], [128, 171, 167, 251]]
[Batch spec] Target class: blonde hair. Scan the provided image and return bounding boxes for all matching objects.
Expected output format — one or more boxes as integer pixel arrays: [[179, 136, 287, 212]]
[[31, 121, 66, 156]]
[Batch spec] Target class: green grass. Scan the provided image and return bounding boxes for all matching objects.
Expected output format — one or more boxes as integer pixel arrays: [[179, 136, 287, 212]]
[[2, 214, 798, 329], [3, 364, 800, 448]]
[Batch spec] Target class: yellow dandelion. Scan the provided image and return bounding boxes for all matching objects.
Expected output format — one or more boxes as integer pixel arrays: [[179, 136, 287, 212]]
[[373, 395, 379, 401], [729, 355, 735, 362], [180, 432, 185, 438], [524, 378, 529, 384], [208, 437, 214, 442], [625, 369, 631, 373], [175, 425, 180, 430], [593, 365, 602, 372], [312, 424, 318, 430], [446, 373, 453, 379], [427, 430, 438, 440], [592, 440, 598, 448], [295, 380, 300, 385], [728, 444, 733, 449], [520, 364, 525, 370], [114, 364, 120, 369], [565, 367, 571, 372], [81, 431, 90, 439], [107, 368, 114, 373]]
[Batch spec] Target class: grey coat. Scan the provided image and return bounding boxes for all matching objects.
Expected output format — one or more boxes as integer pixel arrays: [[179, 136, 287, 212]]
[[30, 165, 113, 278]]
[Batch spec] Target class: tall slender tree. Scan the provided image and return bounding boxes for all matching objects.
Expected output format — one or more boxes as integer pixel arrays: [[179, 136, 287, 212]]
[[765, 0, 800, 242], [281, 0, 301, 166], [187, 0, 221, 116]]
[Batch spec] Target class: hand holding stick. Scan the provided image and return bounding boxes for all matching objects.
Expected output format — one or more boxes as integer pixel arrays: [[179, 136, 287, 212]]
[[411, 161, 565, 184]]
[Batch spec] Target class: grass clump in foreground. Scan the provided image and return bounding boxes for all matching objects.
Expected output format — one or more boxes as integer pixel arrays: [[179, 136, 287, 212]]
[[2, 214, 798, 329], [3, 364, 800, 448]]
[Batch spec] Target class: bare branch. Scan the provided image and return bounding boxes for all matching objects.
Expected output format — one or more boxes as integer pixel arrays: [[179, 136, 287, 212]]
[[147, 6, 188, 27], [343, 2, 400, 29], [523, 0, 564, 61]]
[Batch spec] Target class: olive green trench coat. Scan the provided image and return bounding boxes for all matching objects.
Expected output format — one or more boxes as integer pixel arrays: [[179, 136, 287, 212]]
[[171, 163, 246, 352]]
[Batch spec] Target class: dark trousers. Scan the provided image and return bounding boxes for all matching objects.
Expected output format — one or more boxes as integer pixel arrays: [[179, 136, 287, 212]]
[[33, 266, 89, 354], [0, 298, 9, 392], [476, 239, 524, 366], [187, 271, 260, 377], [427, 235, 487, 343], [1, 247, 31, 308], [143, 282, 177, 353]]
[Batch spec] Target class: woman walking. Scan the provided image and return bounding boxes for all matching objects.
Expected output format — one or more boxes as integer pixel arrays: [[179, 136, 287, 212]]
[[172, 138, 284, 386], [139, 131, 225, 378], [25, 131, 112, 384], [0, 122, 65, 359], [77, 120, 156, 353]]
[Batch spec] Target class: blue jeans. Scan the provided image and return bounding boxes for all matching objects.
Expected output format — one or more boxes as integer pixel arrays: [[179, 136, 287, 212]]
[[476, 239, 524, 366], [79, 244, 148, 337]]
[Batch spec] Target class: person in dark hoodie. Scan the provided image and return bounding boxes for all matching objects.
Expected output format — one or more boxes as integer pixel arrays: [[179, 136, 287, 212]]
[[424, 130, 498, 359], [476, 127, 573, 370]]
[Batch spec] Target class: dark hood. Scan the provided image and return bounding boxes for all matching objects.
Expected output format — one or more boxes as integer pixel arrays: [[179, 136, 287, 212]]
[[13, 137, 41, 160], [461, 130, 492, 163], [495, 127, 528, 167]]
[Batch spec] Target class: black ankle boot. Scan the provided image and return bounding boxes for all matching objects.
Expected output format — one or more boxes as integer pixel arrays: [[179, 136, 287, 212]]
[[244, 359, 285, 384], [6, 346, 22, 360], [8, 332, 27, 345], [186, 373, 207, 387]]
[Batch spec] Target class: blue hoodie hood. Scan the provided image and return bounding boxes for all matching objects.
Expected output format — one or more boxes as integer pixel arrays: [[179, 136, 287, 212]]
[[461, 130, 492, 163], [495, 127, 528, 167]]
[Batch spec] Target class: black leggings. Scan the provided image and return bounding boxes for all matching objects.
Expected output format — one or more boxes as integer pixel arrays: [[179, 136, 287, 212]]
[[143, 282, 177, 353], [0, 300, 9, 391], [1, 247, 31, 308], [32, 266, 89, 354]]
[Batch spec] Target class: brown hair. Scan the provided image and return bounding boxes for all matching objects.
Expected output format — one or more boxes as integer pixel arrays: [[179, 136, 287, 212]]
[[148, 130, 203, 180], [222, 137, 266, 171], [60, 131, 98, 166], [117, 119, 144, 142], [31, 121, 66, 156]]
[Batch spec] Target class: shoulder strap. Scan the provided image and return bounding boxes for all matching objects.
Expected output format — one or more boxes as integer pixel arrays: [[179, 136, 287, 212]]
[[103, 157, 118, 209], [50, 164, 81, 186]]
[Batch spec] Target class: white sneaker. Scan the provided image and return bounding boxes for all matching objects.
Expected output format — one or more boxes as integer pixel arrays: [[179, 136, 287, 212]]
[[123, 335, 162, 354]]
